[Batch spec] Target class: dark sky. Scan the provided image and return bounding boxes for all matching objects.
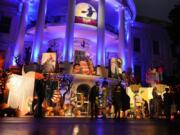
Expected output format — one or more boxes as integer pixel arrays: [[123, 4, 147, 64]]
[[134, 0, 180, 21]]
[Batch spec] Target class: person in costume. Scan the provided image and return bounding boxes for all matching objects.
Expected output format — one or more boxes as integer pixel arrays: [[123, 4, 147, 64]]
[[89, 82, 99, 119], [101, 83, 108, 119]]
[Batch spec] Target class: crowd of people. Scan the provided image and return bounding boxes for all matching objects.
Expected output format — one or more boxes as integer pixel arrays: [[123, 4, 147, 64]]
[[89, 81, 130, 120], [89, 81, 180, 120], [0, 68, 180, 121], [150, 86, 180, 120]]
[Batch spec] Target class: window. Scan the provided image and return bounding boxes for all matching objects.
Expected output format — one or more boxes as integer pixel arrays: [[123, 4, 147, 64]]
[[171, 45, 177, 57], [0, 16, 12, 33], [74, 50, 85, 64], [134, 65, 141, 83], [133, 38, 141, 52], [153, 41, 160, 55]]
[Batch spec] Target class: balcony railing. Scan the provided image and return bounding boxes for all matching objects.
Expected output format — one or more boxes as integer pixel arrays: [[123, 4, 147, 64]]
[[26, 15, 119, 35]]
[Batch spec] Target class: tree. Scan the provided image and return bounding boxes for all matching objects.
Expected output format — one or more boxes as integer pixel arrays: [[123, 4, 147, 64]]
[[168, 4, 180, 46]]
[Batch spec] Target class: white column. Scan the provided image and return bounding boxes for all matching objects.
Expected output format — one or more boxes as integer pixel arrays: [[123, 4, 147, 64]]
[[13, 1, 28, 65], [96, 0, 105, 66], [63, 0, 76, 62], [126, 21, 133, 71], [118, 6, 126, 70], [31, 0, 47, 63]]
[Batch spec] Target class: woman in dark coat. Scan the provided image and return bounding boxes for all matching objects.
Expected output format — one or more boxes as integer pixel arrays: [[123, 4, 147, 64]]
[[112, 85, 122, 119], [34, 79, 46, 119], [121, 88, 130, 118]]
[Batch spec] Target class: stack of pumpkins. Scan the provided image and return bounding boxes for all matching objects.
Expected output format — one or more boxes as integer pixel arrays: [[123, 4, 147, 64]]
[[45, 105, 67, 117], [0, 103, 21, 117], [80, 61, 89, 75]]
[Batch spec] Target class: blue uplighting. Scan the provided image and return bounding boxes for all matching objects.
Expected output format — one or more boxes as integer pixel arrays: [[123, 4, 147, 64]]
[[31, 43, 40, 62]]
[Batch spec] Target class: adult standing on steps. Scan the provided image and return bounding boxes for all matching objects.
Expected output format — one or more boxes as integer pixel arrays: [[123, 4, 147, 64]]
[[113, 84, 122, 119], [34, 77, 46, 119], [163, 88, 173, 120], [89, 82, 99, 119]]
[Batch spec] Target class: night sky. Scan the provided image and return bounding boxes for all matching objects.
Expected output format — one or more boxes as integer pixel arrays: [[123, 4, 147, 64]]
[[134, 0, 180, 21]]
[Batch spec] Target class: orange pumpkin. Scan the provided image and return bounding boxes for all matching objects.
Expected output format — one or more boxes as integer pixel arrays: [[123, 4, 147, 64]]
[[45, 106, 53, 112], [74, 109, 80, 116], [75, 65, 80, 70], [35, 73, 44, 79], [171, 115, 174, 120], [1, 103, 8, 110], [49, 111, 54, 116], [136, 115, 141, 119], [59, 109, 65, 116], [16, 109, 22, 117], [63, 105, 67, 110], [120, 112, 123, 118]]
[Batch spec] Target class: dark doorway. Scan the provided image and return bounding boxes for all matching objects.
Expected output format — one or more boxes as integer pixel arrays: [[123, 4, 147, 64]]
[[77, 84, 90, 99]]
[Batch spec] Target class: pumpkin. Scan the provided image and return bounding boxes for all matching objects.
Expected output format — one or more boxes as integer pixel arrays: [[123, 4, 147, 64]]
[[136, 115, 141, 119], [74, 65, 80, 70], [59, 109, 65, 116], [45, 106, 53, 112], [45, 111, 49, 116], [49, 111, 54, 116], [80, 61, 88, 66], [63, 105, 67, 110], [16, 110, 22, 117], [34, 96, 38, 100], [1, 103, 8, 110], [35, 73, 44, 79], [120, 112, 123, 118], [75, 110, 81, 116], [171, 115, 174, 120]]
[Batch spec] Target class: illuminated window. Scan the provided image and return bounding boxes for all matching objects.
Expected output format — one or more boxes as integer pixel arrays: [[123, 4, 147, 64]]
[[153, 41, 160, 55], [0, 16, 11, 33], [133, 37, 141, 52]]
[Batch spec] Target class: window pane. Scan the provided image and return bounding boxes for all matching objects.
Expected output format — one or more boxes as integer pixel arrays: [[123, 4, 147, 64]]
[[134, 38, 140, 52], [134, 65, 141, 83], [153, 41, 160, 55], [0, 16, 12, 33]]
